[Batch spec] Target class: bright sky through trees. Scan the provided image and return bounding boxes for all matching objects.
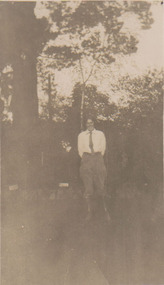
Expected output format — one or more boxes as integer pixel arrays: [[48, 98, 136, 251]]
[[35, 2, 163, 105]]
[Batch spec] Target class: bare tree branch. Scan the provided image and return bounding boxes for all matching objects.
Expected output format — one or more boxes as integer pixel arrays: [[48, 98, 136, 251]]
[[84, 60, 97, 84], [79, 58, 85, 85]]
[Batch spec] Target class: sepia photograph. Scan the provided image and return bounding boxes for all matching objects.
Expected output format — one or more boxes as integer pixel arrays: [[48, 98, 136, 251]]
[[0, 1, 163, 284]]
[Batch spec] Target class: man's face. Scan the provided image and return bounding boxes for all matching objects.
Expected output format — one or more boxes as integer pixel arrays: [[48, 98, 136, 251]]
[[86, 119, 94, 131]]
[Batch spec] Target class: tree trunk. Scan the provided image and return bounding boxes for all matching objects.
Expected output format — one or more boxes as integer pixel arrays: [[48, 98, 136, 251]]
[[1, 2, 40, 135], [12, 54, 38, 136], [48, 74, 53, 123], [80, 84, 85, 131], [1, 2, 45, 191], [79, 59, 86, 131], [11, 52, 39, 190]]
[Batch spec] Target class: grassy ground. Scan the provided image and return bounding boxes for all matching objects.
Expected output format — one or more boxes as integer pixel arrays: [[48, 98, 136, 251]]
[[1, 187, 164, 285]]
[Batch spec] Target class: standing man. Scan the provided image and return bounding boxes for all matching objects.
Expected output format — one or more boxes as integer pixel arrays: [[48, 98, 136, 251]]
[[78, 117, 111, 223]]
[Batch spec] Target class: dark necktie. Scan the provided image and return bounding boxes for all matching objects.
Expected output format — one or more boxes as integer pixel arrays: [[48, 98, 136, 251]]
[[89, 131, 94, 153]]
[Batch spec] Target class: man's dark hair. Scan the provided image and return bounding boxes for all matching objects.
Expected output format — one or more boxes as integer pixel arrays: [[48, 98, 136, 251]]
[[85, 115, 95, 124]]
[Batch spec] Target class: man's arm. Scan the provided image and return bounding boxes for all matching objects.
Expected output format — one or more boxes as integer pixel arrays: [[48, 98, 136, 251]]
[[78, 133, 83, 158], [101, 132, 106, 156]]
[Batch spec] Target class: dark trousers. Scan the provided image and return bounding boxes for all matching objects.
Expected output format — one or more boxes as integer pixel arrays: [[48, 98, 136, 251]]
[[80, 153, 107, 198]]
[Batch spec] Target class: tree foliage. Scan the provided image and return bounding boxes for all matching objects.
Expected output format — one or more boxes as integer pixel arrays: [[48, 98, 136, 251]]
[[112, 69, 163, 129], [37, 1, 153, 129], [43, 1, 153, 67]]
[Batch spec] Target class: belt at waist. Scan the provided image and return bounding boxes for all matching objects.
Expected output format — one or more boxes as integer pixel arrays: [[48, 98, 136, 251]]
[[83, 152, 101, 156]]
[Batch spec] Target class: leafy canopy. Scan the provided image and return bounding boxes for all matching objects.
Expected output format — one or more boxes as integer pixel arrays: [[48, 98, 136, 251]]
[[41, 1, 153, 70]]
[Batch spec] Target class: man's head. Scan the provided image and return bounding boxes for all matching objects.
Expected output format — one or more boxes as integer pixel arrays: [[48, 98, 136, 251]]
[[86, 117, 95, 132]]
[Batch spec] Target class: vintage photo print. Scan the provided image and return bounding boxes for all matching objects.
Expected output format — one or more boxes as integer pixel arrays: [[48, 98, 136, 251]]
[[1, 1, 163, 284]]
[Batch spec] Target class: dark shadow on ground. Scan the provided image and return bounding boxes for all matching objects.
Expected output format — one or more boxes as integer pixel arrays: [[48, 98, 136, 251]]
[[1, 188, 164, 285]]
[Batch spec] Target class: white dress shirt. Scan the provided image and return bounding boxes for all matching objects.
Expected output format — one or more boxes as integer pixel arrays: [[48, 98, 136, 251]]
[[78, 129, 106, 158]]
